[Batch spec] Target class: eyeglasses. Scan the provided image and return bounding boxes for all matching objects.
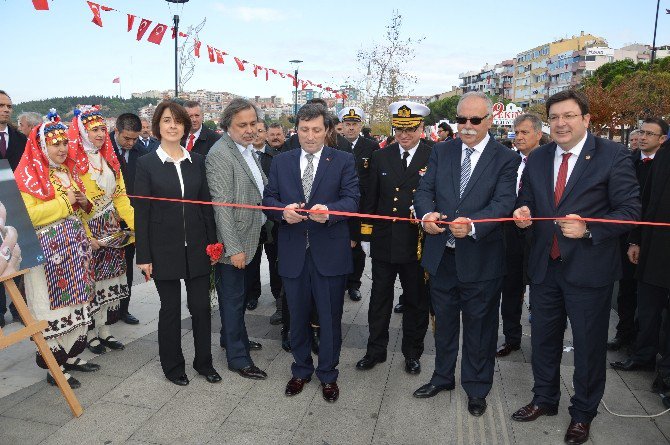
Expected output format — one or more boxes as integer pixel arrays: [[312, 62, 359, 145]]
[[547, 113, 583, 123], [394, 126, 420, 134], [455, 115, 489, 125], [638, 130, 663, 137]]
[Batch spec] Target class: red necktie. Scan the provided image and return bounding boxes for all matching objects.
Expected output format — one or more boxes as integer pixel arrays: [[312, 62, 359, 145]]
[[550, 152, 571, 260], [186, 133, 195, 152], [642, 157, 652, 164]]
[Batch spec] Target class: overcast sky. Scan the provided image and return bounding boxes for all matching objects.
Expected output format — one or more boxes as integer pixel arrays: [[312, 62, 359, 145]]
[[2, 0, 667, 104]]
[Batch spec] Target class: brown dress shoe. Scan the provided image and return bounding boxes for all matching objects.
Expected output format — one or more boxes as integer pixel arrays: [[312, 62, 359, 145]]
[[321, 382, 339, 402], [496, 343, 520, 358], [511, 402, 559, 422], [564, 420, 590, 444], [285, 377, 311, 396]]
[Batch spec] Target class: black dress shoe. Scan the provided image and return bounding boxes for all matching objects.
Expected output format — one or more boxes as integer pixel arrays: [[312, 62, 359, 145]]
[[122, 312, 140, 325], [322, 382, 339, 402], [99, 336, 125, 351], [413, 382, 455, 398], [468, 397, 487, 417], [356, 355, 385, 370], [169, 375, 189, 386], [564, 420, 590, 444], [405, 358, 421, 374], [496, 343, 521, 358], [64, 359, 101, 373], [311, 326, 320, 355], [610, 358, 655, 372], [47, 372, 81, 389], [281, 326, 291, 352], [393, 303, 404, 313], [285, 377, 311, 396], [249, 340, 262, 351], [87, 338, 107, 355], [246, 299, 259, 311], [348, 288, 362, 302], [511, 402, 559, 422], [231, 365, 267, 380], [201, 371, 222, 383]]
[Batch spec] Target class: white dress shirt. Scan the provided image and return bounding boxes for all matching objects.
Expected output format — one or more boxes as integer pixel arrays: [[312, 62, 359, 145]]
[[299, 147, 323, 181], [232, 138, 266, 224], [156, 145, 192, 246], [553, 132, 587, 189], [399, 142, 419, 166]]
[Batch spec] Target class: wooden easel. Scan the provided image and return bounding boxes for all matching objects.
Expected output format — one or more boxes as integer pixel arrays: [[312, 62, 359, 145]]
[[0, 270, 83, 417]]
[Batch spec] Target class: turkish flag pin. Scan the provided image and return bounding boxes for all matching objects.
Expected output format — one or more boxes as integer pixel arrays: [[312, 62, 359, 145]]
[[585, 155, 591, 160]]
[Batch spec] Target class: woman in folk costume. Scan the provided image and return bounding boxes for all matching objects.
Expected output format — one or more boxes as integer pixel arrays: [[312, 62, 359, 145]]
[[16, 110, 99, 389], [68, 106, 134, 355]]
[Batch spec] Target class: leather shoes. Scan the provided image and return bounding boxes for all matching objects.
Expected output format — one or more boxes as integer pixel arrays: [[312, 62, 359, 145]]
[[311, 326, 320, 355], [321, 382, 339, 402], [99, 336, 124, 351], [246, 299, 259, 311], [610, 358, 655, 372], [285, 377, 311, 396], [249, 340, 262, 351], [413, 382, 454, 398], [87, 338, 107, 355], [231, 365, 267, 380], [496, 343, 520, 358], [64, 359, 100, 373], [564, 420, 590, 444], [202, 371, 222, 383], [122, 312, 140, 325], [348, 288, 362, 301], [281, 326, 291, 352], [405, 358, 421, 374], [356, 355, 385, 370], [511, 402, 559, 422], [169, 374, 189, 386], [47, 372, 81, 389], [607, 336, 632, 351], [468, 397, 487, 417], [393, 303, 404, 313]]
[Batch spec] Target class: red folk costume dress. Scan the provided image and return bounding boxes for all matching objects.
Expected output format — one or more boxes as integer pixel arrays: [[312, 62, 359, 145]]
[[16, 119, 95, 369], [68, 108, 134, 331]]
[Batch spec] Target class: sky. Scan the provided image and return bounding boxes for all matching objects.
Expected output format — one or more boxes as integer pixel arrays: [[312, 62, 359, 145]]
[[2, 0, 668, 104]]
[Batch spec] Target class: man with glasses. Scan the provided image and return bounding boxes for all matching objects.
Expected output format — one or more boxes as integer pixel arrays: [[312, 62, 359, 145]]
[[413, 92, 520, 417], [511, 90, 640, 444], [356, 101, 431, 376]]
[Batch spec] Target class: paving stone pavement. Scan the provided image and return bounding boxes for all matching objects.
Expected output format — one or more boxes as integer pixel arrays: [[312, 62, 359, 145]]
[[1, 258, 670, 444]]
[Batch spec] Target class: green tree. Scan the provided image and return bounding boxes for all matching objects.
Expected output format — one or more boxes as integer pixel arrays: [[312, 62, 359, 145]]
[[203, 120, 218, 131], [426, 95, 460, 125], [13, 96, 157, 118]]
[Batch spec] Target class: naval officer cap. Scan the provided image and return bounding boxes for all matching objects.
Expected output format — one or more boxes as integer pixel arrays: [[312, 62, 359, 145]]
[[389, 101, 430, 129], [337, 107, 366, 123]]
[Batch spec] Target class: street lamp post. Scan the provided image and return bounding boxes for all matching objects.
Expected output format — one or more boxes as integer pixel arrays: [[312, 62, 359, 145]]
[[289, 59, 303, 128], [650, 0, 661, 66], [166, 0, 190, 98]]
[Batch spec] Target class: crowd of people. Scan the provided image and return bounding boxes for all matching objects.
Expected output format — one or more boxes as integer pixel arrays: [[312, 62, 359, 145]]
[[0, 86, 669, 444]]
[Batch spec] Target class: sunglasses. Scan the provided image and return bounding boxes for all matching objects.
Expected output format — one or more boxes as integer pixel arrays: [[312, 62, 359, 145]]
[[455, 114, 489, 125]]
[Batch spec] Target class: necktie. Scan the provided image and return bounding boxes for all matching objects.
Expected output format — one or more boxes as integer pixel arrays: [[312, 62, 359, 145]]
[[518, 157, 527, 193], [186, 133, 195, 152], [0, 132, 6, 158], [642, 157, 652, 164], [302, 153, 315, 248], [447, 147, 475, 246], [143, 138, 149, 148], [550, 152, 572, 260], [402, 151, 410, 171]]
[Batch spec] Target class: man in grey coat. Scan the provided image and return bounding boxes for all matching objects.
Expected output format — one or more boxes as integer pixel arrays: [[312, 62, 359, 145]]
[[206, 98, 268, 380]]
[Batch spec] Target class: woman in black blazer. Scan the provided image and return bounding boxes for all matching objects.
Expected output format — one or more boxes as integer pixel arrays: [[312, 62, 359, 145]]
[[134, 101, 221, 386]]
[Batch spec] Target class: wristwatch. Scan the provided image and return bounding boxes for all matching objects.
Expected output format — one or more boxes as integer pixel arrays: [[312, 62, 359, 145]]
[[582, 226, 592, 239]]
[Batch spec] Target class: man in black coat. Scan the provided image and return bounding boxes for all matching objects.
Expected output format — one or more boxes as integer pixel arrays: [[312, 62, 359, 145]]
[[356, 101, 432, 376], [111, 113, 145, 325], [337, 107, 380, 301], [182, 101, 222, 157], [138, 118, 160, 152]]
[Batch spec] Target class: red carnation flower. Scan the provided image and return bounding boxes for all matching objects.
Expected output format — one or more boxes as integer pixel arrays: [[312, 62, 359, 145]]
[[206, 243, 224, 262]]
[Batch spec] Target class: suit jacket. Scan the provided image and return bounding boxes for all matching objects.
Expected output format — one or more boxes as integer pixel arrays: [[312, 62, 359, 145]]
[[281, 133, 353, 154], [349, 137, 380, 242], [111, 130, 151, 205], [262, 146, 359, 278], [137, 136, 160, 152], [414, 137, 521, 281], [363, 141, 431, 263], [255, 145, 279, 177], [629, 144, 670, 288], [206, 133, 267, 265], [517, 133, 640, 287], [182, 126, 222, 157], [2, 125, 27, 171], [134, 150, 216, 280]]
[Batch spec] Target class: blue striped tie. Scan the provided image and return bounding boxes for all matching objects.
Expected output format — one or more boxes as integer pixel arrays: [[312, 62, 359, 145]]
[[448, 147, 474, 246]]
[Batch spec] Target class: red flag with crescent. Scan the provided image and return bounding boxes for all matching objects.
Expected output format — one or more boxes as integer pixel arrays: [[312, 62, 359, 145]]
[[147, 23, 168, 44], [194, 40, 202, 58], [87, 1, 103, 27], [136, 18, 152, 41], [127, 14, 135, 32], [215, 49, 225, 64], [234, 57, 246, 71]]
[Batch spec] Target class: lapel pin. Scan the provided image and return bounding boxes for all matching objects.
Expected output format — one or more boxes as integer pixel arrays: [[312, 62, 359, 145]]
[[585, 155, 591, 160], [326, 158, 330, 161]]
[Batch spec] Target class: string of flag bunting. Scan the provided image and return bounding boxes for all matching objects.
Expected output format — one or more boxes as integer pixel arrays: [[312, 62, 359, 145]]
[[30, 0, 348, 98]]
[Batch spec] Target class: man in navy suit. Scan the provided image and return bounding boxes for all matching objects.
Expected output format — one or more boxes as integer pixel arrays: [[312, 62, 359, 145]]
[[413, 91, 521, 417], [263, 104, 359, 403], [138, 118, 160, 152], [511, 90, 640, 445]]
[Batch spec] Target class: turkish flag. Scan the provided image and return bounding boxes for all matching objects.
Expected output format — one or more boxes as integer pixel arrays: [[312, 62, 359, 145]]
[[264, 68, 269, 81], [207, 45, 215, 62], [301, 81, 308, 90], [147, 23, 168, 45], [112, 77, 120, 83], [194, 40, 201, 58], [287, 73, 297, 86], [127, 14, 135, 32], [136, 18, 152, 41], [279, 72, 285, 78], [32, 0, 49, 10], [234, 57, 246, 71], [316, 84, 322, 89], [87, 1, 103, 27], [270, 69, 278, 75], [253, 65, 260, 77], [215, 49, 225, 64], [170, 28, 189, 39]]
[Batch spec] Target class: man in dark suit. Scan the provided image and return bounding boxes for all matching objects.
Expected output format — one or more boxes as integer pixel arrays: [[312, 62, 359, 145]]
[[511, 90, 640, 444], [413, 92, 521, 418], [337, 107, 379, 302], [356, 101, 431, 375], [0, 90, 26, 326], [183, 100, 222, 157], [138, 118, 160, 152], [496, 113, 543, 358], [111, 113, 145, 325], [262, 103, 359, 402], [611, 118, 669, 380]]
